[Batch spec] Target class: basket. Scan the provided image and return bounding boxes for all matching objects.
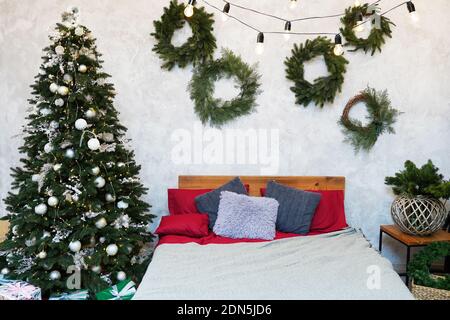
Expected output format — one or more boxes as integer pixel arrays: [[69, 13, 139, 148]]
[[411, 275, 450, 300]]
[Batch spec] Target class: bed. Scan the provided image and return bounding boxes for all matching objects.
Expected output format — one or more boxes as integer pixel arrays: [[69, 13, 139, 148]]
[[134, 176, 413, 300]]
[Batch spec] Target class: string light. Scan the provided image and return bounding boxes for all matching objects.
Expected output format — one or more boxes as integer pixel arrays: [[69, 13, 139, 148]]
[[354, 0, 361, 7], [256, 32, 265, 55], [222, 2, 230, 22], [333, 34, 344, 56], [406, 1, 419, 22], [284, 21, 292, 41], [184, 0, 196, 18], [289, 0, 298, 10]]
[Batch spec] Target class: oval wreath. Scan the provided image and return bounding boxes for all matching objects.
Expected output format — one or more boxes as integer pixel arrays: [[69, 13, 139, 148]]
[[339, 87, 400, 152], [151, 0, 217, 70], [188, 49, 261, 127], [284, 36, 348, 108], [408, 242, 450, 290], [340, 3, 395, 55]]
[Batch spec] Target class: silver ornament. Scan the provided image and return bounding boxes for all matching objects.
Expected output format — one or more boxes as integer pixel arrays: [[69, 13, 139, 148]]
[[49, 270, 61, 280]]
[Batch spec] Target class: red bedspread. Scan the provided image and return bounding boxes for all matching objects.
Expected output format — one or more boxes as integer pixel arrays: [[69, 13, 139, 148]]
[[157, 230, 327, 246]]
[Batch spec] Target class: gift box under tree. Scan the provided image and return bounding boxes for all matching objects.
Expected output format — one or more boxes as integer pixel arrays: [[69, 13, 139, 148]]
[[0, 279, 41, 300], [49, 289, 90, 300], [95, 279, 136, 300]]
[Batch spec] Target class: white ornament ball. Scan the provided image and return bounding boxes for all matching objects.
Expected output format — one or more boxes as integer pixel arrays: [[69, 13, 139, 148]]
[[1, 268, 10, 275], [38, 251, 47, 259], [85, 108, 96, 118], [95, 217, 107, 229], [94, 176, 106, 188], [75, 118, 88, 130], [105, 194, 115, 203], [57, 86, 69, 96], [32, 174, 40, 182], [87, 138, 100, 151], [117, 271, 127, 281], [49, 83, 59, 93], [69, 240, 82, 253], [49, 121, 59, 129], [117, 201, 129, 209], [49, 270, 61, 280], [55, 45, 65, 55], [91, 265, 101, 273], [54, 98, 65, 107], [63, 74, 73, 83], [44, 143, 53, 153], [74, 27, 84, 36], [53, 163, 62, 171], [106, 244, 118, 256], [99, 237, 106, 243], [47, 196, 59, 207], [65, 148, 75, 159], [34, 203, 48, 215], [78, 64, 87, 73], [91, 166, 100, 175]]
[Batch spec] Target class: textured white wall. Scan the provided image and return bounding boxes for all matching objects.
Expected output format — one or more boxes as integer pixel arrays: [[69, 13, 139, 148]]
[[0, 0, 449, 267]]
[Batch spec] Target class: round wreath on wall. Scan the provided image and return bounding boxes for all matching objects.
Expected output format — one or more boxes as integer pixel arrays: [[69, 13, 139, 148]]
[[339, 87, 400, 152], [188, 49, 261, 127], [284, 36, 349, 108], [340, 3, 395, 55], [151, 0, 217, 70]]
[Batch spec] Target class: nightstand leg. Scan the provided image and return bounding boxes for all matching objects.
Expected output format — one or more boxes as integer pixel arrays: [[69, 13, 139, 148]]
[[379, 230, 383, 252], [445, 255, 450, 274], [405, 246, 411, 286]]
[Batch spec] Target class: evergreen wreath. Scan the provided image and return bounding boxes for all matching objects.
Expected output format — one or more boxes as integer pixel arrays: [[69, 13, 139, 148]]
[[188, 49, 261, 127], [339, 87, 400, 152], [340, 3, 395, 55], [408, 242, 450, 290], [151, 0, 217, 70], [284, 36, 348, 108]]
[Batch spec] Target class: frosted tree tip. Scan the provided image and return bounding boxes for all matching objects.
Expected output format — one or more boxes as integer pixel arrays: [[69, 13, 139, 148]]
[[61, 6, 80, 26]]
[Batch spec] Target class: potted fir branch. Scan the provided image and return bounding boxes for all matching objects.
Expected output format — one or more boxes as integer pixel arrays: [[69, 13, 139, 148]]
[[385, 160, 450, 236]]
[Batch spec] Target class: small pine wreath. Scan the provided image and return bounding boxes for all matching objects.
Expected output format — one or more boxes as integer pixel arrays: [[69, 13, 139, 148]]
[[151, 0, 217, 70], [408, 242, 450, 291], [188, 49, 261, 127], [340, 3, 395, 55], [284, 36, 349, 108], [339, 87, 400, 152]]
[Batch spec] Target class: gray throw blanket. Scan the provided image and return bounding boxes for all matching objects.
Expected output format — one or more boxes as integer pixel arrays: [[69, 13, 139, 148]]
[[134, 228, 413, 300]]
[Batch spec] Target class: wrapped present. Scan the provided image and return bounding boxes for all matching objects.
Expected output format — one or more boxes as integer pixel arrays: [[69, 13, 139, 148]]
[[49, 290, 89, 300], [95, 279, 136, 300], [0, 280, 41, 300]]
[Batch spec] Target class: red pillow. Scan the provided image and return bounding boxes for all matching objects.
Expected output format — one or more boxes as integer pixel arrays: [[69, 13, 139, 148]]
[[155, 214, 210, 237], [168, 185, 250, 215], [260, 188, 347, 234]]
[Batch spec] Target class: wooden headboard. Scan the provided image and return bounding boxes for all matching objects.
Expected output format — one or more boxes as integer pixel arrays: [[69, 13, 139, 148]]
[[179, 176, 345, 196]]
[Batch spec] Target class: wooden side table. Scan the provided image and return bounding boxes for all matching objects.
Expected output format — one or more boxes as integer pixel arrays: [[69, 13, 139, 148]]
[[379, 224, 450, 285]]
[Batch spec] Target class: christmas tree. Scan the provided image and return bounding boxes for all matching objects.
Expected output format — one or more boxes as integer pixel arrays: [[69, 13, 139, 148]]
[[0, 7, 154, 297]]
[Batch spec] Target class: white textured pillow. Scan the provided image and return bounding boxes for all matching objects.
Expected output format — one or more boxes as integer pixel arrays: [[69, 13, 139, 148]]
[[213, 191, 279, 240]]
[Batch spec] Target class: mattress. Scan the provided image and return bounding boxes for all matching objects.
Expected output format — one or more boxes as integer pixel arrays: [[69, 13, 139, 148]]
[[134, 228, 413, 300]]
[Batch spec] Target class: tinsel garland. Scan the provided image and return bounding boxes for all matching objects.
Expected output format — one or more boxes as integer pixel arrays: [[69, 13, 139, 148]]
[[188, 49, 261, 127], [284, 36, 348, 108], [151, 0, 217, 70]]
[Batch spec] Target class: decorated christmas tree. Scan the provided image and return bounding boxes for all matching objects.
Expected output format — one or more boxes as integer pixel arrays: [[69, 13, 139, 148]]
[[0, 7, 154, 297]]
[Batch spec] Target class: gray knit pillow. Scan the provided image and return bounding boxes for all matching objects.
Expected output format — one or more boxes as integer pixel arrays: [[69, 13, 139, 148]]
[[213, 191, 279, 240], [195, 177, 248, 229], [265, 181, 321, 234]]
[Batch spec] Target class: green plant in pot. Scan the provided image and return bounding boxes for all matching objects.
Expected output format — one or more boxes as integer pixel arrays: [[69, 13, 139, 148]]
[[385, 160, 450, 236]]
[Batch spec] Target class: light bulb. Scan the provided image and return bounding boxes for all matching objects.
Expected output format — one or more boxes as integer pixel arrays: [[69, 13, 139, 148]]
[[354, 0, 361, 7], [333, 44, 344, 56], [284, 21, 292, 41], [289, 0, 298, 10], [184, 4, 194, 18], [283, 33, 291, 41], [410, 11, 419, 23], [255, 32, 265, 55], [221, 13, 228, 22], [406, 1, 419, 23]]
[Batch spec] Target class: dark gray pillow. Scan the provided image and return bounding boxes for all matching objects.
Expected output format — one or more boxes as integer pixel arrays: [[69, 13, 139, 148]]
[[195, 177, 248, 229], [265, 181, 321, 234]]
